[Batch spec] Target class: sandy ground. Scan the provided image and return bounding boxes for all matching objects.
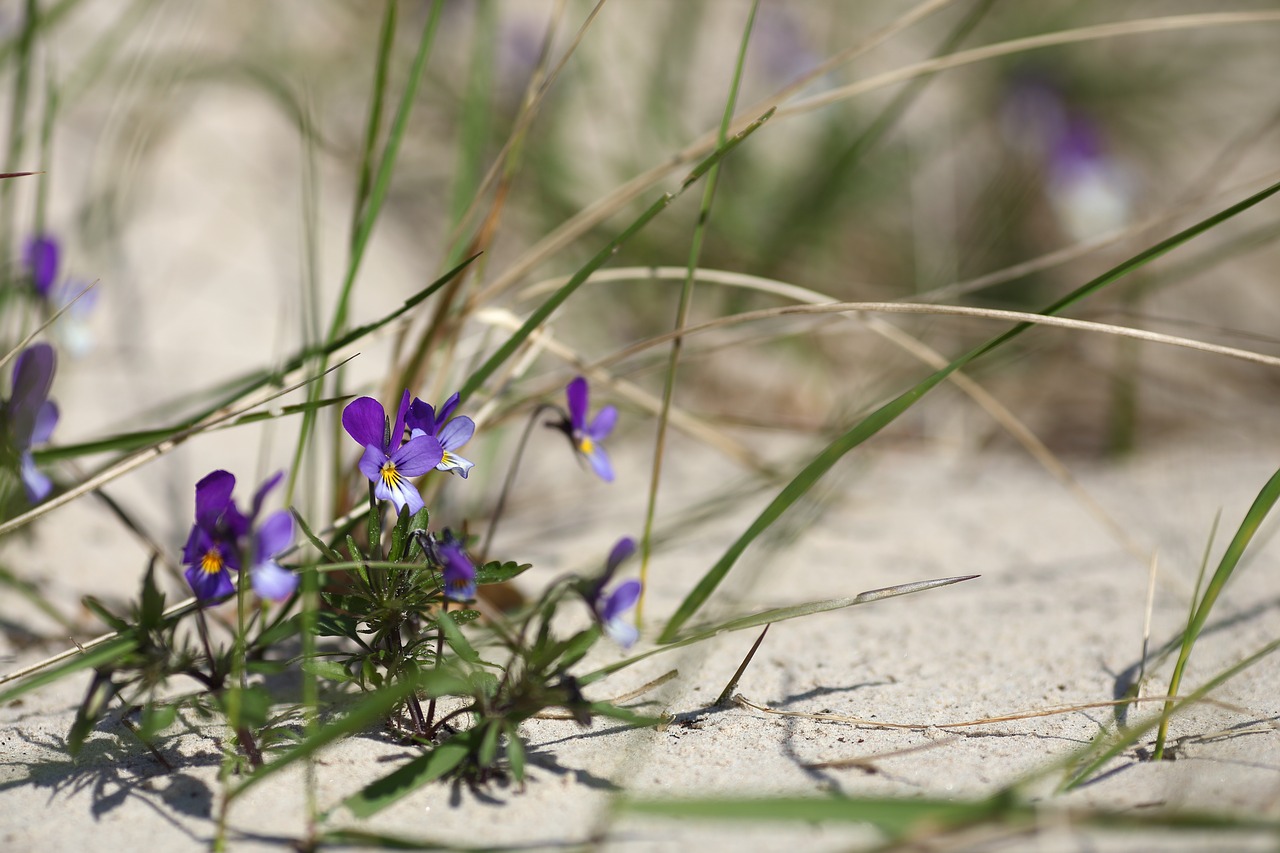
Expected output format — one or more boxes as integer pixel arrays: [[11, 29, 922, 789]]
[[3, 432, 1280, 852]]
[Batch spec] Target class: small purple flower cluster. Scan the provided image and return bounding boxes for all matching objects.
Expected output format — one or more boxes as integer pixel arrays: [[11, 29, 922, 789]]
[[183, 470, 296, 604], [342, 390, 477, 516]]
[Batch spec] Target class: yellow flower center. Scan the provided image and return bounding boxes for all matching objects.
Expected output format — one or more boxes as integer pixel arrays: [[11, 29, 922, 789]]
[[200, 549, 225, 576], [380, 460, 402, 489], [578, 436, 595, 455]]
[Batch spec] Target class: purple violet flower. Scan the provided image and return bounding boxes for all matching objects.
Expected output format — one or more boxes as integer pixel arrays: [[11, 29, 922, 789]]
[[343, 390, 443, 516], [433, 531, 477, 602], [588, 537, 641, 648], [182, 470, 242, 602], [557, 376, 617, 482], [182, 470, 298, 604], [406, 392, 475, 478], [2, 343, 59, 503], [24, 236, 59, 298]]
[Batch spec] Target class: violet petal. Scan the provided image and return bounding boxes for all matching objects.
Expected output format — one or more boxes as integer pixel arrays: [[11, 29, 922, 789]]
[[342, 397, 388, 450], [194, 470, 236, 529], [566, 376, 589, 431]]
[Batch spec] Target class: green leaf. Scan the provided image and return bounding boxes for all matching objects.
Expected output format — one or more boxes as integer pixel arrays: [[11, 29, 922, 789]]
[[344, 730, 476, 818], [82, 596, 129, 633], [138, 562, 165, 630], [68, 671, 116, 756], [658, 177, 1280, 643], [504, 723, 525, 783], [302, 659, 353, 683], [314, 612, 366, 646], [137, 703, 179, 740], [293, 507, 345, 563], [477, 720, 500, 768], [435, 609, 479, 665], [474, 560, 531, 585]]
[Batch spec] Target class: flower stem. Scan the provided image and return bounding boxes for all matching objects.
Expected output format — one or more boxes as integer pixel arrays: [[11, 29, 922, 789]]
[[479, 403, 559, 563]]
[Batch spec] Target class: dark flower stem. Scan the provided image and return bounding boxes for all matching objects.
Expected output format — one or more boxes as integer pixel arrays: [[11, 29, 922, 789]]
[[479, 403, 559, 563], [425, 599, 447, 735]]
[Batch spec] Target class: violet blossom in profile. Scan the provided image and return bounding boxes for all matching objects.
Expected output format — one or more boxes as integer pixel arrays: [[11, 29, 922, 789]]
[[182, 470, 298, 604], [554, 376, 617, 482], [432, 530, 476, 603], [406, 392, 475, 478], [586, 537, 642, 648], [2, 343, 59, 503], [343, 390, 443, 515]]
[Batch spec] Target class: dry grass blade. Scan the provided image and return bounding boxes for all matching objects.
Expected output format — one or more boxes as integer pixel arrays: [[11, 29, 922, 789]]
[[534, 669, 679, 720], [734, 693, 1260, 732], [781, 12, 1280, 119], [601, 302, 1280, 373]]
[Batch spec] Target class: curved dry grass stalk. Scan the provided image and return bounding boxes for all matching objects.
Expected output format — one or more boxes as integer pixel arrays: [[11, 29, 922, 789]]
[[781, 12, 1280, 119], [734, 693, 1261, 733], [601, 301, 1280, 373]]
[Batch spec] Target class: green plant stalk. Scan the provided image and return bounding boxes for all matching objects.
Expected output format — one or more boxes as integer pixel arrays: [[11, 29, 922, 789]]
[[637, 0, 758, 628], [457, 107, 776, 404], [1152, 463, 1280, 759], [658, 177, 1280, 643]]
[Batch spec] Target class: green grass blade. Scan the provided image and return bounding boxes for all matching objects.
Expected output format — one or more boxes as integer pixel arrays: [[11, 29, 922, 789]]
[[1065, 633, 1280, 789], [580, 575, 975, 687], [457, 107, 776, 404], [0, 636, 136, 705], [343, 729, 477, 818], [638, 0, 758, 627], [657, 177, 1280, 643], [1152, 463, 1280, 759]]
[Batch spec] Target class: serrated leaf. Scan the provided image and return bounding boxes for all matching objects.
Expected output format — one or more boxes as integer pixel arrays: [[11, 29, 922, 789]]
[[474, 561, 532, 585]]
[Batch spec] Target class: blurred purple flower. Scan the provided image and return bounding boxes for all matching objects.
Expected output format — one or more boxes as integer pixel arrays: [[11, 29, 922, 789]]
[[587, 537, 641, 648], [555, 376, 617, 482], [24, 236, 59, 298], [182, 470, 297, 603], [2, 343, 59, 502], [1001, 74, 1133, 240], [407, 392, 475, 478], [343, 390, 443, 515], [432, 530, 476, 603], [23, 234, 99, 356]]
